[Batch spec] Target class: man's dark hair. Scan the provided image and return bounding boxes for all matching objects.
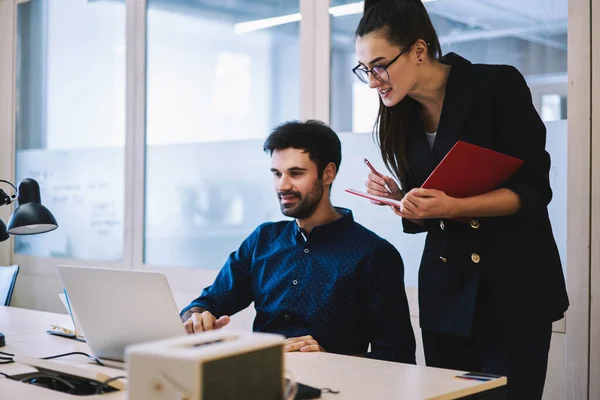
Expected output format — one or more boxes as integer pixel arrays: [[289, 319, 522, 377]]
[[263, 120, 342, 178]]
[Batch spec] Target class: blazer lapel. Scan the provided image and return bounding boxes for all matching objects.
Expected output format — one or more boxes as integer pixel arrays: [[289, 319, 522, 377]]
[[405, 54, 476, 185], [431, 53, 475, 163]]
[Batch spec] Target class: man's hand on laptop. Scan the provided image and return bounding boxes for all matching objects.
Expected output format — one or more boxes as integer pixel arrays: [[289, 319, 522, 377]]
[[284, 335, 325, 353], [183, 309, 230, 333]]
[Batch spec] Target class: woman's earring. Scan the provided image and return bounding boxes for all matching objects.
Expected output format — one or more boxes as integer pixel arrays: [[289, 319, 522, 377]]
[[418, 58, 422, 63]]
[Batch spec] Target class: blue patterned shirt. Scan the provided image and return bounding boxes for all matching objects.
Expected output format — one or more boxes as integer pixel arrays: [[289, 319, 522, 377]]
[[181, 208, 416, 363]]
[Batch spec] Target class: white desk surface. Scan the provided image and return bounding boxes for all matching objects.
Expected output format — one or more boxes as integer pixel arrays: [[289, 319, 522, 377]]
[[0, 306, 506, 399]]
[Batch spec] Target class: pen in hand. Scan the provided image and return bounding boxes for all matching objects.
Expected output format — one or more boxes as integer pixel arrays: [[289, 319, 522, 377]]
[[364, 158, 391, 194]]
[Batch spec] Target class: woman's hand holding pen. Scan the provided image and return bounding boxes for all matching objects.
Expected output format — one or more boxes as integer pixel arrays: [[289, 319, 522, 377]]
[[392, 188, 457, 220], [364, 158, 402, 203], [365, 172, 403, 203], [362, 158, 452, 222]]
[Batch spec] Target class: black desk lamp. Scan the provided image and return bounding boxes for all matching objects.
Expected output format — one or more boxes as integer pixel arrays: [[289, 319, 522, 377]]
[[0, 178, 58, 347]]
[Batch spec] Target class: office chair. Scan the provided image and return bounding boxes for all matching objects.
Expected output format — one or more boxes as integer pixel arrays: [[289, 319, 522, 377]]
[[0, 265, 19, 306]]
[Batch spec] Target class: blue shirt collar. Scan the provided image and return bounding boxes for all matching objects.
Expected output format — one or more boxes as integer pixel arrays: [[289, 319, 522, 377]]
[[293, 207, 353, 243]]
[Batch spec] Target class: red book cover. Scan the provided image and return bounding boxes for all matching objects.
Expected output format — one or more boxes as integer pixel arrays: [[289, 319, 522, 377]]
[[422, 141, 523, 198]]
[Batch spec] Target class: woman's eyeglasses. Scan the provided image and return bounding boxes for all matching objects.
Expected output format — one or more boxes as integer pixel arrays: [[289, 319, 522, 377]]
[[352, 47, 410, 84]]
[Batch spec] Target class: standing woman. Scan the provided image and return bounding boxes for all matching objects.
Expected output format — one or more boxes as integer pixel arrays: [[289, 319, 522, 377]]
[[355, 0, 569, 398]]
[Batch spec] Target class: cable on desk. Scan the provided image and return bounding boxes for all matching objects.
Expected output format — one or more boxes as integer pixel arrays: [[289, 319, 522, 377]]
[[94, 375, 127, 395], [20, 373, 75, 390], [102, 375, 127, 386], [0, 351, 103, 367], [1, 354, 124, 395], [41, 351, 105, 366], [0, 351, 14, 357], [0, 371, 14, 379]]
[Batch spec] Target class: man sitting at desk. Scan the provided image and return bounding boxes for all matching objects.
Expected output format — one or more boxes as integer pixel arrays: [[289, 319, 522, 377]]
[[180, 120, 416, 364]]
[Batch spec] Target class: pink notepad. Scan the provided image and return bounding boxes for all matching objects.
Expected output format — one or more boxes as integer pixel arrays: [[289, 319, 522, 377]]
[[344, 188, 402, 207]]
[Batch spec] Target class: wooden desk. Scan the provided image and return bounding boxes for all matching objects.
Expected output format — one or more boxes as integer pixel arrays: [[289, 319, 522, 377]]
[[0, 307, 507, 399]]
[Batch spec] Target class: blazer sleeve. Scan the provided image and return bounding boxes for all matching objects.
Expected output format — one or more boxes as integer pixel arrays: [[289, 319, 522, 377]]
[[401, 173, 428, 234], [494, 66, 553, 217]]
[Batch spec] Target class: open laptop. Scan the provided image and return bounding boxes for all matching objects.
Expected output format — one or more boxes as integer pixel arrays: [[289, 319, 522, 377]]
[[56, 265, 185, 362]]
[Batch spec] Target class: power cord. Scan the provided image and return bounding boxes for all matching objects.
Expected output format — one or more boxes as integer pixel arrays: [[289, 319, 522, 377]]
[[0, 351, 104, 366], [0, 369, 126, 395], [0, 351, 14, 365], [0, 371, 13, 379], [19, 373, 77, 391], [94, 375, 127, 394], [40, 351, 105, 366]]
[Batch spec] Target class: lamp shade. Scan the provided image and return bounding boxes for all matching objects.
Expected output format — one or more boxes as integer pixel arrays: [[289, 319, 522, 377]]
[[0, 220, 8, 242], [6, 178, 58, 235]]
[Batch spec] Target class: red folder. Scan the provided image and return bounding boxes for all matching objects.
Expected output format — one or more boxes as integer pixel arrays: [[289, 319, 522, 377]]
[[421, 141, 523, 198]]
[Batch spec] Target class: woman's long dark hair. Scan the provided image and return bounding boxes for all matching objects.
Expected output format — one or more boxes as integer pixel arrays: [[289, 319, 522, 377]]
[[356, 0, 442, 189]]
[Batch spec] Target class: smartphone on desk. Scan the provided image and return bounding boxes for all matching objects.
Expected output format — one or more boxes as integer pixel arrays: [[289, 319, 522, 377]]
[[457, 372, 503, 382]]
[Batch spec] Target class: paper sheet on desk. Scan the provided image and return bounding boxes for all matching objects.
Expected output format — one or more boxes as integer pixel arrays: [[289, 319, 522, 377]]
[[59, 291, 85, 339]]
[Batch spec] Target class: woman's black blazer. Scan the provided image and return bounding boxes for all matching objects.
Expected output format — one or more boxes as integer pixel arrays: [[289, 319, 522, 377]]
[[401, 53, 569, 337]]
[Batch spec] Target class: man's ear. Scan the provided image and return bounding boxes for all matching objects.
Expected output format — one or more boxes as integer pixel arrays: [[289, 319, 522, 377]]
[[323, 162, 337, 186]]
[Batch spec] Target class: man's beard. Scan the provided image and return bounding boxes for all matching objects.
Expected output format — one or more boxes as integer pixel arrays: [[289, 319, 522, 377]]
[[278, 179, 324, 219]]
